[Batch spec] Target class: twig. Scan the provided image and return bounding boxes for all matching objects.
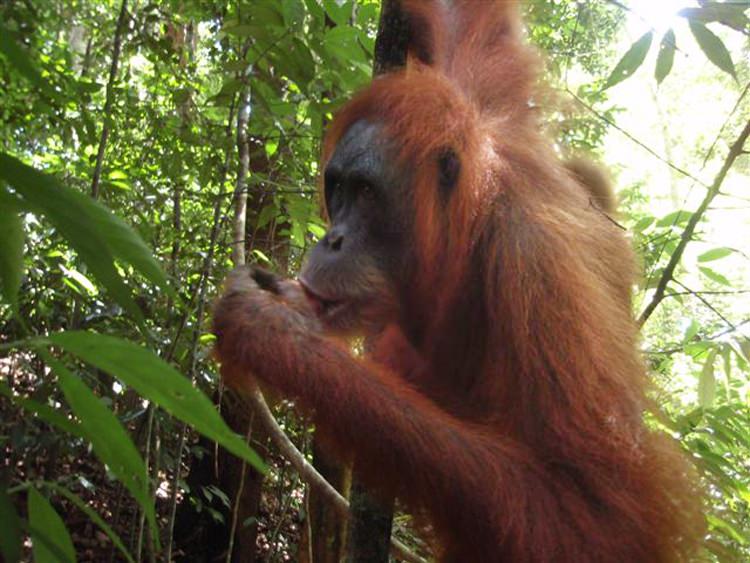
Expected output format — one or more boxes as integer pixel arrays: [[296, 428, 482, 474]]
[[239, 385, 428, 563], [638, 119, 750, 326], [90, 0, 128, 199], [164, 95, 238, 562], [642, 82, 750, 291], [225, 415, 254, 563], [647, 318, 750, 356], [566, 89, 706, 186], [665, 289, 750, 297], [671, 280, 736, 330]]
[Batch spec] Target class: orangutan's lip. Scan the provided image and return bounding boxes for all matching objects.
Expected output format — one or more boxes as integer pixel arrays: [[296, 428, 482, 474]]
[[298, 278, 347, 318]]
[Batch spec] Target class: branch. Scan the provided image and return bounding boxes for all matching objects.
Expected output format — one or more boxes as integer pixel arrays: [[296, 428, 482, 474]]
[[239, 385, 428, 563], [638, 119, 750, 326], [90, 0, 128, 199], [647, 319, 750, 356], [671, 280, 736, 330], [373, 0, 411, 76], [566, 89, 706, 186]]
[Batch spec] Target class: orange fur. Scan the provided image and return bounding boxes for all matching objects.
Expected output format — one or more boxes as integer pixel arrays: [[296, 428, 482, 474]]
[[215, 2, 704, 560]]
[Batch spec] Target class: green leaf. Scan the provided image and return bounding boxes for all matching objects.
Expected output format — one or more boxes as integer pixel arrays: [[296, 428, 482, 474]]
[[739, 338, 750, 363], [698, 349, 717, 407], [682, 319, 700, 343], [0, 381, 85, 439], [0, 488, 22, 563], [61, 265, 98, 295], [250, 249, 271, 264], [323, 0, 352, 26], [28, 488, 76, 563], [699, 266, 731, 286], [655, 30, 676, 84], [108, 170, 128, 181], [679, 3, 750, 34], [250, 2, 285, 27], [688, 21, 737, 79], [656, 209, 693, 228], [324, 25, 367, 65], [697, 247, 733, 262], [0, 199, 24, 311], [706, 513, 748, 545], [721, 345, 732, 394], [0, 22, 60, 100], [0, 153, 143, 321], [84, 197, 174, 300], [47, 355, 157, 544], [0, 154, 175, 316], [45, 331, 267, 473], [43, 483, 134, 563], [271, 38, 315, 86], [281, 0, 306, 28], [604, 31, 653, 90], [633, 215, 655, 232]]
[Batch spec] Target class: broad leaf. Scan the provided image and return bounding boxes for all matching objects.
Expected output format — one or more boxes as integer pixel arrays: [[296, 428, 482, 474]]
[[48, 355, 157, 543], [698, 247, 734, 262], [46, 331, 267, 473], [699, 266, 731, 286], [655, 30, 676, 84], [604, 31, 653, 90], [0, 153, 143, 321], [0, 381, 85, 439], [0, 154, 175, 317], [682, 319, 700, 344], [680, 3, 750, 34], [739, 338, 750, 363], [44, 483, 134, 563], [0, 196, 24, 311], [0, 23, 60, 100], [698, 349, 717, 407], [28, 489, 76, 563], [0, 488, 22, 563], [688, 21, 737, 79], [656, 209, 693, 228], [323, 0, 352, 26]]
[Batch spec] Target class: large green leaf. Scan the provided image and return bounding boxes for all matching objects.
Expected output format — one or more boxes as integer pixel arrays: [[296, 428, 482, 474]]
[[324, 25, 368, 66], [698, 349, 718, 408], [654, 29, 676, 85], [48, 355, 157, 544], [0, 488, 22, 563], [0, 193, 24, 311], [0, 381, 85, 439], [699, 266, 731, 286], [604, 31, 653, 90], [28, 489, 76, 563], [698, 247, 734, 262], [45, 331, 267, 473], [0, 153, 176, 316], [0, 153, 143, 322], [43, 483, 134, 563], [82, 198, 173, 299], [688, 21, 737, 79], [323, 0, 352, 26], [680, 3, 750, 34], [0, 22, 60, 100]]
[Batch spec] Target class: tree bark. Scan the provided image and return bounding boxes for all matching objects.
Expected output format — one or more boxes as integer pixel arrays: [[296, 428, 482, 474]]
[[345, 2, 412, 561], [91, 0, 128, 199], [307, 442, 351, 563]]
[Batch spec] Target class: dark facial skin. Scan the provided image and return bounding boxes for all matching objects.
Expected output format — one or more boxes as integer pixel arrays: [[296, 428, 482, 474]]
[[299, 120, 411, 336]]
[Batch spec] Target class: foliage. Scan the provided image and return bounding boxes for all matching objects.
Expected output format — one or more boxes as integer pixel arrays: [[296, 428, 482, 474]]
[[0, 0, 748, 561]]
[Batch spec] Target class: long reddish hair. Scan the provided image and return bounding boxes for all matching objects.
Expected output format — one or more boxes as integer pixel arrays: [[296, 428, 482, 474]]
[[320, 1, 704, 559]]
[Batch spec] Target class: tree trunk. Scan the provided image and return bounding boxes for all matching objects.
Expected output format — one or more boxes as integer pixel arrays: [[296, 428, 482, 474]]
[[306, 442, 351, 563], [344, 2, 411, 561]]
